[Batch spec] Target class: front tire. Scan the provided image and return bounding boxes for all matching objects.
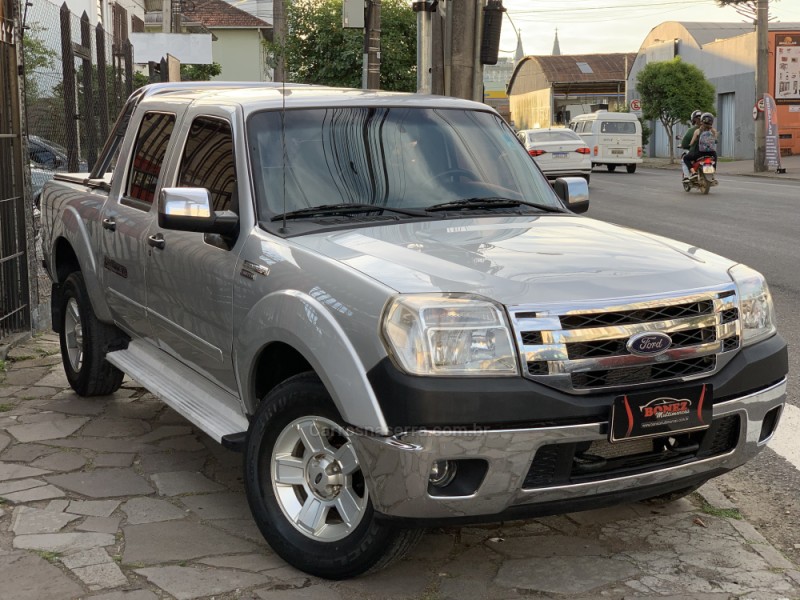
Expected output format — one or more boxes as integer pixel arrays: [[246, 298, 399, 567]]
[[244, 373, 422, 579], [606, 164, 617, 172], [59, 272, 124, 396]]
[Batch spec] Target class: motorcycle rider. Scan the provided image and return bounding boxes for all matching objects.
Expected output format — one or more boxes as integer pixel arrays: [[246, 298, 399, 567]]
[[683, 112, 718, 179], [680, 110, 702, 181]]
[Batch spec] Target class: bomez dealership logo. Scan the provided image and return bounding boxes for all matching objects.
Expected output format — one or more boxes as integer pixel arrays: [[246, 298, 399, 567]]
[[640, 397, 692, 419]]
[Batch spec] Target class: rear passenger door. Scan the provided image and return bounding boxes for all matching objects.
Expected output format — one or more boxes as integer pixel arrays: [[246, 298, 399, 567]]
[[145, 109, 242, 393], [99, 109, 177, 339]]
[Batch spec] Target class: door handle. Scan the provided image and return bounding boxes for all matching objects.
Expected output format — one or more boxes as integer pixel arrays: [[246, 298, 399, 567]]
[[102, 217, 116, 231], [147, 233, 165, 250]]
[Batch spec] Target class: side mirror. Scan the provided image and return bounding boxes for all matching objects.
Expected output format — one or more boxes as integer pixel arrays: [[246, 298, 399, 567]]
[[553, 177, 589, 214], [158, 187, 238, 235]]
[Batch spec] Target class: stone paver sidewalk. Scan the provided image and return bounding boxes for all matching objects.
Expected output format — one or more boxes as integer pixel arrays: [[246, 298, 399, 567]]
[[0, 333, 799, 599]]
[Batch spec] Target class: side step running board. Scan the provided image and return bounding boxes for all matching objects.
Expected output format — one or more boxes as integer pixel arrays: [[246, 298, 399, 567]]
[[106, 340, 249, 443]]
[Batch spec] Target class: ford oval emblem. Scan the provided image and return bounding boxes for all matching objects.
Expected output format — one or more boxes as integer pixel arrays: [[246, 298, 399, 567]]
[[626, 332, 672, 356]]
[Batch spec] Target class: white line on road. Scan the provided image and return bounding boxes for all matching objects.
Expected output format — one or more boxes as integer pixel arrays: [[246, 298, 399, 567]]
[[768, 402, 800, 471]]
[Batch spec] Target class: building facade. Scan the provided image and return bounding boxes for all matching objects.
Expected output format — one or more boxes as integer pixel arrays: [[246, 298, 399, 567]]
[[507, 53, 634, 131], [627, 21, 800, 159]]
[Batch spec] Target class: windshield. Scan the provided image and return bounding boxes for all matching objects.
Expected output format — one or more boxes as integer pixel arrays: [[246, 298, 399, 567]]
[[247, 107, 557, 221], [600, 121, 637, 134]]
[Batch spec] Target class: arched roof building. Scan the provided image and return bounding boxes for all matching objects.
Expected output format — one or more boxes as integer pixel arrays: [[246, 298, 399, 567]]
[[507, 53, 634, 130]]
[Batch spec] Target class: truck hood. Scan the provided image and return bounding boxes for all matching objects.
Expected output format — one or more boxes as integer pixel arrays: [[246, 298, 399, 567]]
[[291, 215, 738, 306]]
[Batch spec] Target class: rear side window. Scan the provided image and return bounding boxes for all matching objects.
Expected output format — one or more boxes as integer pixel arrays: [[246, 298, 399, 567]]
[[600, 121, 636, 134], [127, 112, 176, 206], [178, 117, 237, 212]]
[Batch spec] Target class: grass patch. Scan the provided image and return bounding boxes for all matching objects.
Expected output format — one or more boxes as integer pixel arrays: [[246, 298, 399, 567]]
[[701, 501, 742, 520], [35, 551, 61, 563], [0, 359, 6, 371], [0, 497, 7, 505], [0, 404, 13, 412]]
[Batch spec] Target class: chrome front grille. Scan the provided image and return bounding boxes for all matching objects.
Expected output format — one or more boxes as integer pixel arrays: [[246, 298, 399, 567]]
[[510, 286, 740, 393]]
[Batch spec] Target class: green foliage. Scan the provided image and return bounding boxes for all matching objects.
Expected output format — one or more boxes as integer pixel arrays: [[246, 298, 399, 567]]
[[181, 62, 222, 81], [636, 58, 715, 161], [268, 0, 416, 91], [701, 501, 743, 520], [22, 24, 57, 107]]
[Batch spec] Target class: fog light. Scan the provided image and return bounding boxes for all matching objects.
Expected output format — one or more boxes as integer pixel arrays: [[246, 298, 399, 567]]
[[429, 460, 457, 488]]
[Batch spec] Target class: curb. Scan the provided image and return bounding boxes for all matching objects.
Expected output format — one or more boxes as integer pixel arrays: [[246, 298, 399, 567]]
[[698, 481, 797, 573], [0, 332, 32, 362]]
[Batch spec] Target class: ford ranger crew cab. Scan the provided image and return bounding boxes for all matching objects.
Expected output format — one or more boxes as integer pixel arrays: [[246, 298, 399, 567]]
[[40, 83, 788, 579]]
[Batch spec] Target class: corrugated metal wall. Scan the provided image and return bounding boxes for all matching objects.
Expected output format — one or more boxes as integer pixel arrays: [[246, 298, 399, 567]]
[[718, 92, 736, 158]]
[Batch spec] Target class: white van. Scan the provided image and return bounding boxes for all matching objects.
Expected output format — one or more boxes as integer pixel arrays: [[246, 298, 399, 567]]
[[569, 111, 642, 173]]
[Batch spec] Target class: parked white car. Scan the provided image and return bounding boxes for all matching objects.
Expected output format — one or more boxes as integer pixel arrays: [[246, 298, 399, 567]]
[[518, 128, 592, 183]]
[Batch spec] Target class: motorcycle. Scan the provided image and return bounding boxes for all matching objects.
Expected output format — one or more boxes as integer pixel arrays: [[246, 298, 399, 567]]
[[682, 154, 718, 194]]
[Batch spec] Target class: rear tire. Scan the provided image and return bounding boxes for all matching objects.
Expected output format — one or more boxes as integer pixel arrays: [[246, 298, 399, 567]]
[[244, 373, 422, 579], [583, 174, 591, 185], [626, 164, 637, 174], [59, 272, 124, 396], [700, 175, 711, 195], [682, 181, 692, 192], [606, 164, 617, 172]]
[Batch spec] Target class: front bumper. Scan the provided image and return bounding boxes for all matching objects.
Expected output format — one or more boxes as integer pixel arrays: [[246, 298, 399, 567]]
[[351, 378, 785, 522]]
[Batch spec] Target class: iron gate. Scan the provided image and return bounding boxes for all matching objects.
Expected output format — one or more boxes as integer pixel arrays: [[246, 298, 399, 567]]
[[0, 0, 30, 339]]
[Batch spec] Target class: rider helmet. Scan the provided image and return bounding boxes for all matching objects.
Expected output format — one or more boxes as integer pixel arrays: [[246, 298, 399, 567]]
[[691, 110, 702, 122], [700, 112, 714, 125]]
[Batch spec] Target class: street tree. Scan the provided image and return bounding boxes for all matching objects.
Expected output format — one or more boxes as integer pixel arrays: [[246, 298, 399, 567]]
[[267, 0, 416, 92], [21, 24, 57, 108], [636, 57, 715, 163], [714, 0, 779, 21]]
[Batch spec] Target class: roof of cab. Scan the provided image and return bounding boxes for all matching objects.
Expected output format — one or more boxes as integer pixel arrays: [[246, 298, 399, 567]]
[[136, 82, 489, 114]]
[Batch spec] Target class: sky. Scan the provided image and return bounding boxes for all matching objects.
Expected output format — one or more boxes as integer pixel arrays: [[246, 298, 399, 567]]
[[499, 0, 800, 58]]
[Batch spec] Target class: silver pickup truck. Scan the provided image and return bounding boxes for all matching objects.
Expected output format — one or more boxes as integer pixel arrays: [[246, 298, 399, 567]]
[[40, 83, 788, 579]]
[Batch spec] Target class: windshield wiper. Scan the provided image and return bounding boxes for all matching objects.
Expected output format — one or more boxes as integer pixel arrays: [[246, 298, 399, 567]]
[[424, 197, 564, 213], [271, 203, 428, 221]]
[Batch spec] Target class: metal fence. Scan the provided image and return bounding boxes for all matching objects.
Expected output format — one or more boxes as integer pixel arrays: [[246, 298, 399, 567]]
[[1, 0, 31, 339], [23, 0, 135, 189]]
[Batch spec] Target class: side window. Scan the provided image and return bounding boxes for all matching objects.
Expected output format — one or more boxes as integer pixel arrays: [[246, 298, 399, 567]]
[[178, 117, 237, 213], [127, 112, 176, 207]]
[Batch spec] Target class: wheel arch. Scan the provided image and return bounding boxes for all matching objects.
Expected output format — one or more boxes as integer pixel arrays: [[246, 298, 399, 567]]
[[50, 234, 114, 329], [235, 290, 389, 435]]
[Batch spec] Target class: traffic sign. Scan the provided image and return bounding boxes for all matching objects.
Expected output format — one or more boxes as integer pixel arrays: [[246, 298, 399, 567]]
[[757, 98, 765, 112], [753, 105, 759, 120], [630, 99, 642, 111]]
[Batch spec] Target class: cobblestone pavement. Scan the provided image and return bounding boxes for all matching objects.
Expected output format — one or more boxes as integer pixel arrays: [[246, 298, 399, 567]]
[[0, 334, 799, 600]]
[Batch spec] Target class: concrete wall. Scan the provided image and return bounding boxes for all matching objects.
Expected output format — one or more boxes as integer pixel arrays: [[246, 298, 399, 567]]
[[210, 29, 268, 82], [509, 88, 552, 130]]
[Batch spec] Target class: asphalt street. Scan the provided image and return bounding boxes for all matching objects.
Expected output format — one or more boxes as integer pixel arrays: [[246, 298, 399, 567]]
[[585, 165, 800, 569]]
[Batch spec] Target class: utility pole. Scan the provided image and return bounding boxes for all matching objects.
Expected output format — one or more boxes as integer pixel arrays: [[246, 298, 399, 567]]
[[414, 0, 435, 93], [754, 0, 768, 172], [450, 0, 482, 101], [363, 0, 381, 89], [273, 0, 286, 81]]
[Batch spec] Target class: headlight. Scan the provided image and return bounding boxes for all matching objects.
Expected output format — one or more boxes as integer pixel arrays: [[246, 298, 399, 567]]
[[381, 295, 519, 376], [729, 264, 777, 346]]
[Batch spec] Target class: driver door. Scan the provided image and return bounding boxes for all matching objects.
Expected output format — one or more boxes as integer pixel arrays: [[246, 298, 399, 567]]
[[145, 110, 242, 392]]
